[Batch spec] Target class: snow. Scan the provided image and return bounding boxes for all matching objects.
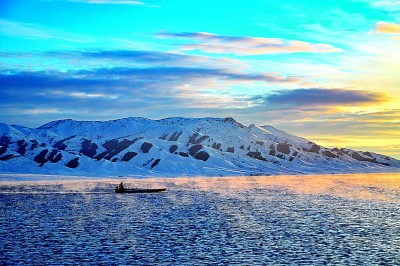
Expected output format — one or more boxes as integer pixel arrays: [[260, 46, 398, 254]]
[[1, 116, 399, 178]]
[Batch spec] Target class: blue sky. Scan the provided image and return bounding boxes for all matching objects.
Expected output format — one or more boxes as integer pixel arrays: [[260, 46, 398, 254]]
[[1, 0, 400, 158]]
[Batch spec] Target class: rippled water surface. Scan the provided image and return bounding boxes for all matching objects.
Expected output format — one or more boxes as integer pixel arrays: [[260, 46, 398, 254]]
[[1, 173, 400, 265]]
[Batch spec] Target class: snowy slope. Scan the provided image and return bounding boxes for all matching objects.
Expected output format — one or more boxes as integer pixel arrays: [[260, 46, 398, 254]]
[[1, 117, 399, 177]]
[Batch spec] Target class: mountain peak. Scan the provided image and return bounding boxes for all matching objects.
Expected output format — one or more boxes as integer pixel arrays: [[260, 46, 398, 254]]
[[1, 116, 399, 177], [38, 118, 75, 129]]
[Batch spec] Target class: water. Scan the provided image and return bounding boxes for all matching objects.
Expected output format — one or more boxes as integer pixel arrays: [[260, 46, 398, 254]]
[[1, 174, 400, 265]]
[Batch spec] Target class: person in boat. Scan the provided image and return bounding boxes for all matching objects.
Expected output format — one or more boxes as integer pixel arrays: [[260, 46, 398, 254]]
[[117, 182, 125, 190]]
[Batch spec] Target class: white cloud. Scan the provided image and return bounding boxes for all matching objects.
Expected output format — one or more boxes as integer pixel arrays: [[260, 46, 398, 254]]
[[0, 19, 94, 43], [67, 0, 144, 5], [357, 0, 400, 11]]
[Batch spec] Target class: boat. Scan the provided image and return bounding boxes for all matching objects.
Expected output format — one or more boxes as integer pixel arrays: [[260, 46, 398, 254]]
[[114, 187, 167, 193]]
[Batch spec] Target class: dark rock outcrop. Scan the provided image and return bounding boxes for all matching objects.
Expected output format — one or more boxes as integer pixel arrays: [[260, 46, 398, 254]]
[[103, 139, 119, 151], [349, 152, 389, 166], [169, 131, 182, 141], [332, 148, 344, 156], [52, 153, 63, 163], [247, 151, 267, 161], [96, 139, 137, 160], [364, 152, 373, 158], [121, 152, 138, 162], [80, 139, 98, 158], [0, 136, 11, 145], [223, 117, 244, 128], [323, 150, 337, 158], [188, 133, 209, 144], [47, 149, 58, 162], [66, 158, 79, 168], [30, 140, 39, 150], [276, 154, 285, 159], [169, 145, 178, 153], [17, 140, 28, 155], [277, 143, 290, 155], [269, 144, 275, 150], [141, 142, 153, 153], [53, 135, 76, 150], [151, 159, 161, 169], [189, 145, 203, 156], [0, 154, 15, 161], [143, 158, 153, 166], [195, 151, 209, 161], [179, 152, 189, 157], [34, 149, 48, 164], [351, 152, 376, 163], [212, 142, 222, 150], [304, 144, 320, 153]]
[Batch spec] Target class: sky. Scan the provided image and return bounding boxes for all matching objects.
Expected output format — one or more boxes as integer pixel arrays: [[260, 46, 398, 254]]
[[0, 0, 399, 159]]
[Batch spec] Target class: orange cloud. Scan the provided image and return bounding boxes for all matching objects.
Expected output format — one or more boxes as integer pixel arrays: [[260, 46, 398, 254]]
[[375, 21, 400, 34], [158, 31, 343, 55]]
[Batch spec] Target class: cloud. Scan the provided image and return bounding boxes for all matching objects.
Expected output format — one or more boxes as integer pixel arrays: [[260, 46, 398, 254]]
[[253, 88, 386, 108], [0, 19, 54, 39], [64, 0, 144, 5], [78, 50, 191, 62], [375, 21, 400, 34], [1, 49, 245, 72], [368, 0, 400, 11], [0, 70, 114, 89], [0, 19, 93, 43], [75, 50, 235, 66], [0, 67, 298, 91], [157, 31, 343, 55], [14, 108, 63, 115], [74, 67, 299, 83], [354, 0, 400, 11], [0, 66, 301, 126], [370, 0, 399, 6]]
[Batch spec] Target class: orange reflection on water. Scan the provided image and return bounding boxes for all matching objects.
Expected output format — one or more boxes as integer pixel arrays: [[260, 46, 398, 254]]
[[2, 173, 399, 201], [140, 173, 400, 201]]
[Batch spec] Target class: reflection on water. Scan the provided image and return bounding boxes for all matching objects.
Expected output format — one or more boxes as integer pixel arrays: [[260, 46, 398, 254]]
[[1, 173, 400, 265]]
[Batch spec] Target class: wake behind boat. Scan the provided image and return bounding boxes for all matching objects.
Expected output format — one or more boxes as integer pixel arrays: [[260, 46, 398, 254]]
[[115, 182, 166, 193]]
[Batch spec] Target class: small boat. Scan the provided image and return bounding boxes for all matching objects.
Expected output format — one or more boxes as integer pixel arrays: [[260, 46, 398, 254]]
[[114, 187, 166, 193]]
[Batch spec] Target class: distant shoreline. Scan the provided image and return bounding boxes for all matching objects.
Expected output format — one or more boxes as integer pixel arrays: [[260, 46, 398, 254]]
[[1, 172, 400, 182]]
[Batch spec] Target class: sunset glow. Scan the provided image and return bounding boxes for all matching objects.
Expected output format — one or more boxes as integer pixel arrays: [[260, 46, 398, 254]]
[[1, 0, 399, 158]]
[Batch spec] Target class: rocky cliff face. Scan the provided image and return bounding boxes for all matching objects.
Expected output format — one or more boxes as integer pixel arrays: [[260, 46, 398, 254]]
[[1, 117, 399, 177]]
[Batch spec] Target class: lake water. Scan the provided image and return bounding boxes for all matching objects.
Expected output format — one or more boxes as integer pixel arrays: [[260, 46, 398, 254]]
[[1, 173, 399, 265]]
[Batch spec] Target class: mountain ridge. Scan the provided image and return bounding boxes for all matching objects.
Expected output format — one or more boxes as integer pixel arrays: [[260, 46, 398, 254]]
[[1, 116, 399, 177]]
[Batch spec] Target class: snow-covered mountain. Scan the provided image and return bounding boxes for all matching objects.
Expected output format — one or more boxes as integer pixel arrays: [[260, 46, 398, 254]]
[[1, 117, 399, 177]]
